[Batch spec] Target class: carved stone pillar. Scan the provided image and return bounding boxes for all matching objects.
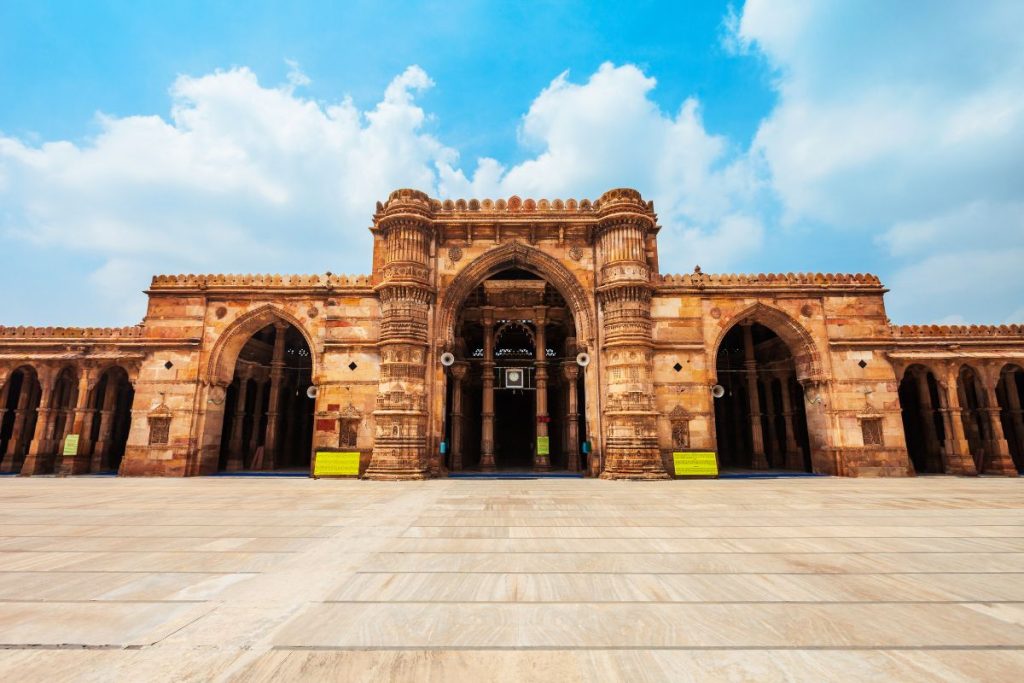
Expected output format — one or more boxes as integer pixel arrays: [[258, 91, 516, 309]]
[[981, 365, 1017, 476], [533, 307, 551, 471], [596, 189, 668, 479], [776, 371, 802, 470], [941, 366, 977, 476], [742, 323, 769, 470], [282, 377, 300, 468], [479, 310, 496, 471], [448, 361, 468, 472], [365, 189, 435, 480], [59, 372, 94, 475], [226, 370, 251, 471], [762, 376, 779, 468], [247, 378, 266, 463], [21, 371, 55, 476], [2, 381, 34, 473], [90, 377, 119, 472], [261, 322, 288, 470], [912, 370, 943, 472], [562, 363, 580, 472]]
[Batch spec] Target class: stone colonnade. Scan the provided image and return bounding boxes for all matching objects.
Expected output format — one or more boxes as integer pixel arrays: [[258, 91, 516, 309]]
[[715, 321, 807, 472], [899, 362, 1019, 476], [0, 364, 134, 476], [444, 316, 582, 473]]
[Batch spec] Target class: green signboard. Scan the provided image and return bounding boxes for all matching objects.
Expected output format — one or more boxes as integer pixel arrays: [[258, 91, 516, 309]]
[[536, 436, 550, 456], [314, 451, 360, 477], [63, 434, 80, 457], [673, 451, 719, 477]]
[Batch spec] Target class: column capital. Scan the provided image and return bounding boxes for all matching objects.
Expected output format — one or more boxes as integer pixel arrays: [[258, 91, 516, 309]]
[[449, 361, 469, 382], [561, 362, 580, 382]]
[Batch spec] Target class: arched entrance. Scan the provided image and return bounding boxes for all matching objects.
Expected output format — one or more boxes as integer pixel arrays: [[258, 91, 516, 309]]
[[897, 365, 948, 474], [444, 267, 587, 472], [957, 365, 989, 474], [216, 322, 314, 472], [713, 322, 812, 472], [997, 364, 1024, 473], [87, 366, 135, 473], [0, 366, 41, 473], [47, 367, 79, 474]]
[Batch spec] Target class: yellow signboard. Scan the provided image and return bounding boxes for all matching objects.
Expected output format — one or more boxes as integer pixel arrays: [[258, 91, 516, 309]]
[[63, 434, 80, 457], [673, 451, 718, 477], [536, 436, 550, 456], [314, 451, 361, 477]]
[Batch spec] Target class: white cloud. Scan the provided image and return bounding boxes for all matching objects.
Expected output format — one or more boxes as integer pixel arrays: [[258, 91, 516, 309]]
[[734, 0, 1024, 322], [1, 61, 761, 324], [440, 62, 764, 270], [5, 3, 1024, 328], [0, 65, 455, 322]]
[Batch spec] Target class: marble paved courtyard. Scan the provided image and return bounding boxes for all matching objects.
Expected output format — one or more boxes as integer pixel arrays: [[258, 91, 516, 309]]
[[1, 476, 1023, 681]]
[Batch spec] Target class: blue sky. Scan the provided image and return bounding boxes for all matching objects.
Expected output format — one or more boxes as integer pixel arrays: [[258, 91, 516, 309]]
[[1, 0, 1023, 326]]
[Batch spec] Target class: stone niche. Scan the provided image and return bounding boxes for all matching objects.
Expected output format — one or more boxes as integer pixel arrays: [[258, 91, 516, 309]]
[[315, 402, 364, 449]]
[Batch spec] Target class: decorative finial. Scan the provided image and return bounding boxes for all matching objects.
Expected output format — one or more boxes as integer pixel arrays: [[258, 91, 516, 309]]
[[694, 265, 702, 274]]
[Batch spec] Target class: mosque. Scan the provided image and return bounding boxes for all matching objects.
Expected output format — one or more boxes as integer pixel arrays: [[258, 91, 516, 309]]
[[1, 188, 1022, 479]]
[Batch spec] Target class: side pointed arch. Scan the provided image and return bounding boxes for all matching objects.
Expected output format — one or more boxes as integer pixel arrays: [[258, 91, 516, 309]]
[[712, 303, 824, 382], [206, 304, 318, 386], [438, 241, 595, 348]]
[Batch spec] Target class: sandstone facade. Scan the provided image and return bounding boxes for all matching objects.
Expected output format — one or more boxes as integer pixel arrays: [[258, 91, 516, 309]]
[[1, 188, 1022, 479]]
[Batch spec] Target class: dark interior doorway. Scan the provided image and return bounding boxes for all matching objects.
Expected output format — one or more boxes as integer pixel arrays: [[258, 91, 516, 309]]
[[494, 389, 534, 468]]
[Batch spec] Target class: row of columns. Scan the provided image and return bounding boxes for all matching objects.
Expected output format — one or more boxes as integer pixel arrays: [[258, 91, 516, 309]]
[[739, 322, 804, 471], [224, 321, 288, 471], [1, 367, 133, 476], [451, 309, 580, 472], [902, 364, 1017, 476]]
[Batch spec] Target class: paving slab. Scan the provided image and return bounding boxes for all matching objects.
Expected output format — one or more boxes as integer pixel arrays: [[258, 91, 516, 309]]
[[0, 476, 1022, 681]]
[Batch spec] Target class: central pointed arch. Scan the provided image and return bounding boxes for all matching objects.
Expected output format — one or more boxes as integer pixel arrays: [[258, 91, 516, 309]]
[[438, 242, 595, 348]]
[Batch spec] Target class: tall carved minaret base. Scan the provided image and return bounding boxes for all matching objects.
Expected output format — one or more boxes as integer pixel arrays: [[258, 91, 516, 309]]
[[365, 190, 435, 480], [596, 189, 669, 480]]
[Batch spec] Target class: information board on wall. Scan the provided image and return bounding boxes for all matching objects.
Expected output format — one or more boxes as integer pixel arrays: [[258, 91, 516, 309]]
[[673, 451, 719, 477], [313, 451, 360, 477], [536, 436, 549, 456], [63, 434, 80, 457]]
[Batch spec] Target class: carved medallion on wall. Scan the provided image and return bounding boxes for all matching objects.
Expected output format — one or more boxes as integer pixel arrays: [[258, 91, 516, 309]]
[[448, 246, 463, 262], [307, 306, 319, 318], [709, 307, 721, 319], [215, 306, 228, 319], [568, 245, 584, 261], [800, 304, 814, 318]]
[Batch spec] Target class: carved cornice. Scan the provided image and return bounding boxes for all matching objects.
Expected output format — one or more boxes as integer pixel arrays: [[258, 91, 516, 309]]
[[149, 273, 371, 291], [655, 271, 884, 292], [892, 324, 1024, 338], [0, 326, 144, 339]]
